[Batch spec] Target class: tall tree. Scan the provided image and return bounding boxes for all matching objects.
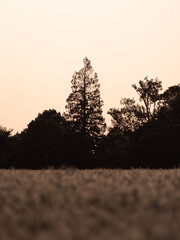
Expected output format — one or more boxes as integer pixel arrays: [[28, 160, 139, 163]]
[[64, 57, 106, 147]]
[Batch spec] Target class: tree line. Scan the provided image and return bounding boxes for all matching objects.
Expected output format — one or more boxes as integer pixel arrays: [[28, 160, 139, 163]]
[[1, 58, 180, 169]]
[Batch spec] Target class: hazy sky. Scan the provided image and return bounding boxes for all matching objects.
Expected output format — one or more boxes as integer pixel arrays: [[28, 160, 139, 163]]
[[1, 0, 180, 133]]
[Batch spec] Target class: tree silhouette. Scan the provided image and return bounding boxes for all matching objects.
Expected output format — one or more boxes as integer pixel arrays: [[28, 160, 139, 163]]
[[0, 126, 12, 168], [159, 84, 180, 127], [162, 84, 180, 107], [18, 109, 67, 168], [132, 76, 162, 121], [130, 84, 180, 168], [108, 77, 163, 134], [95, 129, 131, 168], [13, 109, 91, 169], [108, 98, 146, 133], [64, 57, 106, 148]]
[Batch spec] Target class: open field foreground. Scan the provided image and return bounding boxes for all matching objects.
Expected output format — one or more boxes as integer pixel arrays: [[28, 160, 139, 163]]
[[0, 169, 180, 240]]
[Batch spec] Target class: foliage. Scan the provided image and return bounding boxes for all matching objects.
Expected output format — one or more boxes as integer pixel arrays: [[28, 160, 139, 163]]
[[14, 109, 91, 169], [108, 98, 146, 133], [159, 84, 180, 127], [0, 126, 13, 168], [95, 129, 131, 168], [64, 57, 106, 148], [161, 84, 180, 108], [108, 77, 162, 134], [131, 120, 180, 168], [107, 79, 180, 169], [129, 85, 180, 168], [132, 76, 163, 120]]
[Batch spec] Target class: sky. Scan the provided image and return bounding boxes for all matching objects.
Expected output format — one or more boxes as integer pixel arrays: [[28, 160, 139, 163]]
[[0, 0, 180, 133]]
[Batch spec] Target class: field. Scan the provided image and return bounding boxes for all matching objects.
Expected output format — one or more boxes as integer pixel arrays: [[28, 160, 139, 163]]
[[0, 169, 180, 240]]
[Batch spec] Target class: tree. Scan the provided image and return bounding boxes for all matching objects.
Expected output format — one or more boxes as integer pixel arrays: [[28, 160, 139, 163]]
[[17, 109, 67, 168], [132, 76, 162, 121], [161, 84, 180, 108], [64, 57, 106, 148], [130, 119, 180, 168], [0, 126, 12, 168], [35, 109, 66, 125], [130, 84, 180, 169], [158, 84, 180, 128], [108, 77, 163, 134], [14, 109, 91, 169], [108, 98, 146, 133], [95, 129, 131, 168]]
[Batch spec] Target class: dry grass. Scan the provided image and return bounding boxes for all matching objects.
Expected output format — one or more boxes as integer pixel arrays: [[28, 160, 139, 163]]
[[0, 169, 180, 240]]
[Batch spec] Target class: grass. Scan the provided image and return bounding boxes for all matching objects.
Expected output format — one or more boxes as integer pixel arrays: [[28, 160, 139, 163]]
[[0, 169, 180, 240]]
